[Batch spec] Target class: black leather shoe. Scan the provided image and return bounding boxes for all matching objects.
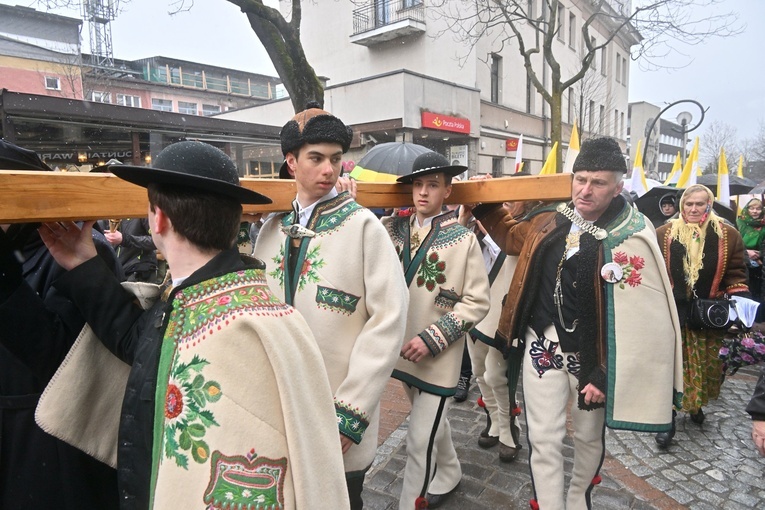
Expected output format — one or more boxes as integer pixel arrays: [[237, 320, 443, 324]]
[[690, 408, 705, 424], [425, 482, 460, 508], [479, 404, 492, 438], [499, 442, 521, 463], [453, 376, 470, 402], [655, 411, 676, 449], [478, 435, 499, 448]]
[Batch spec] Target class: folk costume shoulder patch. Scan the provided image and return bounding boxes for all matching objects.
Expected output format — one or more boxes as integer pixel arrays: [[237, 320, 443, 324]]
[[203, 449, 287, 510]]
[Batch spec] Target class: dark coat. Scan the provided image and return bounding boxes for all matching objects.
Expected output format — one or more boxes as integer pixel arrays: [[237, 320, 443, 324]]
[[53, 248, 259, 510], [747, 370, 765, 421], [99, 218, 158, 276], [0, 230, 122, 510]]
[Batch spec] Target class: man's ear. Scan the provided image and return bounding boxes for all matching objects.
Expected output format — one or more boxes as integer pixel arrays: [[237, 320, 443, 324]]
[[444, 184, 453, 200], [152, 206, 171, 234], [285, 153, 298, 178]]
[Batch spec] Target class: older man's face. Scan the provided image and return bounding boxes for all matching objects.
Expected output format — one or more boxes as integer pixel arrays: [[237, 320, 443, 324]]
[[571, 170, 623, 221]]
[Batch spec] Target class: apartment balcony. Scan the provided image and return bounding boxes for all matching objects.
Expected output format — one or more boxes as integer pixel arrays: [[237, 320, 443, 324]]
[[350, 0, 426, 47]]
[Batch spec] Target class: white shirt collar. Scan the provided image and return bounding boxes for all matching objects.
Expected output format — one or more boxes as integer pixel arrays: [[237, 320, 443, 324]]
[[414, 214, 440, 229], [294, 188, 338, 227]]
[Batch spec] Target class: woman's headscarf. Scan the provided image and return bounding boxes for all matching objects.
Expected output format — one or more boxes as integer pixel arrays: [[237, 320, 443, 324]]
[[669, 184, 723, 289], [737, 198, 765, 249]]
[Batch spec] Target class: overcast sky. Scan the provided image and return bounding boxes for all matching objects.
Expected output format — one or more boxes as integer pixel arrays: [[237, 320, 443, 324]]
[[6, 0, 764, 139]]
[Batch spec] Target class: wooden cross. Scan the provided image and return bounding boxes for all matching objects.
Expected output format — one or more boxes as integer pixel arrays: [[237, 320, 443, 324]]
[[0, 170, 572, 223]]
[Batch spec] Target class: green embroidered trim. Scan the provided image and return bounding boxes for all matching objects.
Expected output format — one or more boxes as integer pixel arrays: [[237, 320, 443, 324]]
[[435, 312, 471, 344], [429, 221, 472, 251], [434, 287, 461, 309], [335, 400, 369, 444], [416, 251, 447, 291], [269, 245, 287, 289], [316, 286, 360, 315], [167, 270, 294, 347], [311, 197, 363, 234], [162, 354, 222, 469], [269, 244, 325, 293], [604, 206, 646, 249], [392, 369, 458, 397], [204, 450, 287, 509]]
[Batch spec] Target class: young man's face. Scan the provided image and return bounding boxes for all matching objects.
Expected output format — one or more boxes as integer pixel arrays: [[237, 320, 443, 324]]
[[412, 173, 452, 220], [286, 142, 343, 204], [571, 170, 623, 221]]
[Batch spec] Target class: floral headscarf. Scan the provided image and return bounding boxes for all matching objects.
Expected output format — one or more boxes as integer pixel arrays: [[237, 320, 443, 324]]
[[737, 198, 765, 250]]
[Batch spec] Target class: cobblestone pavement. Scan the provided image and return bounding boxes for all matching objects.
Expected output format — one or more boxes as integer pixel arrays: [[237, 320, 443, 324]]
[[363, 366, 765, 509]]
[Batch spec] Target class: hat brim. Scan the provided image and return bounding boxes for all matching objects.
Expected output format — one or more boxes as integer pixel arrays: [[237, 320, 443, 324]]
[[109, 165, 272, 205], [396, 165, 467, 184]]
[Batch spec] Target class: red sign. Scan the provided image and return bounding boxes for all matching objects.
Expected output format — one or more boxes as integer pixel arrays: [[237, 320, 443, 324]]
[[421, 112, 470, 134], [506, 138, 519, 151]]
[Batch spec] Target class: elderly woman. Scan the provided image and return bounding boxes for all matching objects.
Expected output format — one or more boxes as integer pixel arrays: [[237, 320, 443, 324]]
[[655, 184, 749, 448], [737, 198, 765, 301]]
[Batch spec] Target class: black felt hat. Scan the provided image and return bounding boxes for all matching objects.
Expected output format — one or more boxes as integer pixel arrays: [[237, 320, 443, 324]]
[[0, 139, 53, 171], [109, 141, 271, 205], [278, 101, 353, 179], [396, 151, 467, 184], [572, 137, 627, 174]]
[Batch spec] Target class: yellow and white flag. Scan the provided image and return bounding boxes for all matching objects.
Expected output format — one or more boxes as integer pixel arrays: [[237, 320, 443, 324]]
[[716, 147, 730, 204], [514, 134, 524, 173], [664, 152, 682, 186], [539, 142, 558, 175], [562, 124, 580, 174], [629, 140, 649, 197], [737, 155, 744, 178], [676, 137, 700, 188]]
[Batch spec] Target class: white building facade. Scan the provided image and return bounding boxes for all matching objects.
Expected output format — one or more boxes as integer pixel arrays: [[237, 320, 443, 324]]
[[220, 0, 639, 176]]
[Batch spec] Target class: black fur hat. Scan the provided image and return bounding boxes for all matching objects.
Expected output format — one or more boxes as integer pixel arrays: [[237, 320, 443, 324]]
[[110, 141, 271, 205], [572, 137, 627, 174], [279, 101, 353, 179]]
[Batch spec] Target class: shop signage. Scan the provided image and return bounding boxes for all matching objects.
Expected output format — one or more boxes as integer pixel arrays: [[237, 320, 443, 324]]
[[506, 138, 519, 151], [39, 150, 133, 162], [421, 112, 470, 134]]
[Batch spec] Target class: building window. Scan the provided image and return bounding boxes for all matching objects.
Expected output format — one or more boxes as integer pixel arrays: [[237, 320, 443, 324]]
[[568, 89, 575, 124], [568, 13, 576, 48], [202, 104, 222, 116], [599, 104, 605, 134], [402, 0, 423, 7], [178, 101, 198, 115], [90, 91, 111, 103], [557, 4, 565, 41], [590, 37, 597, 70], [116, 94, 141, 107], [620, 112, 625, 139], [151, 98, 173, 112], [492, 157, 504, 177], [527, 0, 534, 18], [490, 53, 502, 103], [44, 76, 61, 90], [601, 46, 608, 76], [526, 74, 534, 114], [614, 110, 619, 137], [621, 56, 628, 85], [588, 100, 595, 133], [615, 53, 621, 83]]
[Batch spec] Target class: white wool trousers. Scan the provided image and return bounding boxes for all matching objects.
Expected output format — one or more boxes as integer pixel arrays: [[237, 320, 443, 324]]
[[466, 334, 520, 447], [398, 384, 461, 510], [523, 325, 605, 510]]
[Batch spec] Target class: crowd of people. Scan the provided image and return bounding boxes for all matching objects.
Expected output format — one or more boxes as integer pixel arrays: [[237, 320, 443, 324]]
[[0, 104, 764, 510]]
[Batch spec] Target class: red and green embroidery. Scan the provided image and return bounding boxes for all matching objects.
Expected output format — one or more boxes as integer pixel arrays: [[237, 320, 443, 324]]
[[416, 251, 447, 291], [163, 354, 222, 469], [269, 245, 326, 291], [613, 251, 645, 289], [335, 400, 369, 444], [204, 449, 287, 509]]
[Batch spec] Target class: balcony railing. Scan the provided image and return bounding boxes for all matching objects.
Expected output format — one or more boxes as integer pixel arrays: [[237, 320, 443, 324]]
[[352, 0, 425, 40]]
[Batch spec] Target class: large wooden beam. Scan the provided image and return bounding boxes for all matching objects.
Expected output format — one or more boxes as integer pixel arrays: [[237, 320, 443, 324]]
[[0, 170, 572, 223]]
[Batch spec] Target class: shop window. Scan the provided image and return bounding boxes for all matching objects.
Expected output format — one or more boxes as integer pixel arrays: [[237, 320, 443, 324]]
[[116, 94, 141, 107], [178, 101, 198, 115], [44, 76, 61, 90], [151, 98, 173, 112]]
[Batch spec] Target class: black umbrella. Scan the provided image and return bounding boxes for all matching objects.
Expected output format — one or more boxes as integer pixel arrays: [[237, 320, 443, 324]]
[[747, 179, 765, 195], [695, 173, 756, 196], [634, 186, 737, 226], [349, 142, 431, 181]]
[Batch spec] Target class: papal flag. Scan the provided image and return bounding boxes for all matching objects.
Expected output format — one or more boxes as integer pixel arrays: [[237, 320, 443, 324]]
[[716, 147, 730, 204], [629, 140, 649, 197], [676, 137, 700, 188], [664, 152, 682, 186], [562, 124, 580, 174], [539, 142, 558, 175], [737, 155, 744, 178], [514, 134, 524, 173]]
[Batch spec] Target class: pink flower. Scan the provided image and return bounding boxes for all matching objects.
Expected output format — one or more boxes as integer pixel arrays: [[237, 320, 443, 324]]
[[614, 252, 628, 265], [629, 255, 645, 270], [217, 295, 232, 306], [625, 271, 642, 287], [742, 337, 755, 349]]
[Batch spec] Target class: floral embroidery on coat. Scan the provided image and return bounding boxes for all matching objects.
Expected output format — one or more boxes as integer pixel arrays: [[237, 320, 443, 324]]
[[612, 251, 645, 289], [269, 245, 326, 291], [204, 449, 287, 509], [163, 354, 222, 469], [416, 251, 446, 291]]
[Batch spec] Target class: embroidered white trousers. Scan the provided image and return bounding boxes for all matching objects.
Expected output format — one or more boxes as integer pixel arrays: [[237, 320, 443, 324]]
[[523, 325, 605, 510], [398, 384, 461, 510], [467, 334, 520, 447]]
